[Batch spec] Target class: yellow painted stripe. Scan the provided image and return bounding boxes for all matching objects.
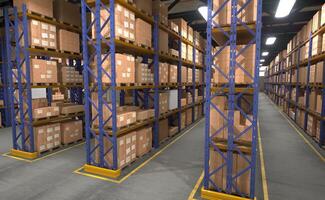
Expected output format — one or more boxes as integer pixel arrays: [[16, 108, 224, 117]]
[[187, 172, 204, 200], [258, 121, 269, 200], [2, 152, 33, 163], [74, 119, 204, 184], [270, 101, 325, 162]]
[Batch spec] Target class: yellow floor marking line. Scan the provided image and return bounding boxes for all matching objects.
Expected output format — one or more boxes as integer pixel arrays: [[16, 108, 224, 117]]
[[269, 100, 325, 162], [74, 119, 204, 184], [2, 141, 85, 163], [187, 171, 204, 200], [258, 121, 269, 200]]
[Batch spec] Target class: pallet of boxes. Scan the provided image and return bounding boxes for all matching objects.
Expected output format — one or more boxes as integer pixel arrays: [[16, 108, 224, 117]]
[[12, 0, 85, 154]]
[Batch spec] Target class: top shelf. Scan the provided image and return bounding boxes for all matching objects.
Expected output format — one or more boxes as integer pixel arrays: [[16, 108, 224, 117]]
[[212, 23, 256, 45], [85, 0, 204, 52]]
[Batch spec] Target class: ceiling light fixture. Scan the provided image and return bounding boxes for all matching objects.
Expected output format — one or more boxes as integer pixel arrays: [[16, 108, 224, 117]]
[[266, 37, 276, 45], [275, 0, 296, 18], [262, 52, 269, 56], [260, 59, 265, 62], [198, 6, 208, 21]]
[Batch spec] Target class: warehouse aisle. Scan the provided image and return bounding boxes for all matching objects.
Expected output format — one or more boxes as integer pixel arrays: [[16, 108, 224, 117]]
[[0, 120, 205, 200], [259, 93, 325, 200]]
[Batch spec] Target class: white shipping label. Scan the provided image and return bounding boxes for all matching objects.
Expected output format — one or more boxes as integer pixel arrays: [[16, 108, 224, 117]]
[[41, 33, 48, 39], [49, 34, 55, 39], [54, 141, 60, 146], [39, 145, 45, 151], [49, 26, 56, 32], [54, 107, 59, 111], [117, 60, 122, 66], [118, 28, 123, 34], [130, 13, 135, 20], [124, 21, 129, 28], [46, 61, 51, 65], [41, 23, 49, 30], [37, 110, 43, 114], [119, 140, 124, 145], [33, 39, 40, 44], [117, 5, 122, 11], [131, 145, 135, 150], [130, 33, 134, 39], [126, 73, 130, 78], [140, 136, 143, 140], [32, 20, 39, 25], [132, 135, 136, 141], [124, 30, 129, 37], [46, 112, 51, 116], [47, 127, 53, 133], [46, 75, 52, 78], [47, 70, 52, 74], [126, 148, 131, 155], [41, 40, 49, 46], [34, 64, 40, 69], [124, 10, 129, 18], [54, 126, 60, 131], [50, 42, 55, 47], [132, 113, 136, 118], [54, 134, 60, 138], [120, 116, 124, 121], [47, 136, 53, 141], [126, 138, 131, 144], [129, 23, 134, 30], [122, 73, 126, 78], [126, 119, 130, 124]]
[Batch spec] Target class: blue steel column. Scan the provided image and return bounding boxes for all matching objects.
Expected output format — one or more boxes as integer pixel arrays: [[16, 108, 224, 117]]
[[1, 37, 11, 127], [177, 28, 182, 132], [81, 0, 91, 164], [294, 48, 300, 122], [250, 0, 262, 197], [4, 8, 18, 149], [303, 32, 313, 131], [203, 0, 212, 189], [192, 36, 196, 122], [153, 15, 160, 148], [288, 53, 293, 115], [319, 61, 325, 146], [226, 0, 237, 193]]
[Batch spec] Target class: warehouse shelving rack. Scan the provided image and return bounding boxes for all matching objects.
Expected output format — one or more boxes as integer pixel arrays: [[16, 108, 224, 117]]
[[80, 0, 205, 178], [264, 24, 325, 147], [4, 5, 84, 159], [202, 0, 262, 199], [0, 36, 11, 127]]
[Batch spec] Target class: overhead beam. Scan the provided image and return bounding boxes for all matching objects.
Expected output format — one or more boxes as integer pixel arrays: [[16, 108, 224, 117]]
[[168, 0, 181, 11]]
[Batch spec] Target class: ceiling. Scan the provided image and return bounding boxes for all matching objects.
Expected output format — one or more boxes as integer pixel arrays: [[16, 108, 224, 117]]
[[163, 0, 324, 66]]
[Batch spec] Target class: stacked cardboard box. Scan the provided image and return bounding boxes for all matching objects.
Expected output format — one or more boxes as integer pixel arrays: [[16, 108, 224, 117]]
[[92, 4, 135, 42], [171, 18, 187, 39], [60, 66, 83, 83], [52, 90, 64, 101], [168, 90, 178, 110], [27, 20, 57, 49], [188, 26, 193, 43], [28, 59, 58, 83], [135, 0, 152, 15], [187, 68, 193, 83], [169, 65, 177, 83], [181, 98, 187, 107], [136, 127, 152, 157], [58, 103, 84, 115], [187, 45, 193, 62], [94, 53, 135, 84], [159, 119, 169, 142], [306, 115, 315, 137], [169, 21, 179, 33], [181, 112, 186, 129], [58, 30, 80, 53], [159, 92, 169, 114], [14, 0, 53, 18], [186, 109, 192, 126], [33, 123, 61, 153], [53, 0, 81, 27], [158, 63, 169, 83], [61, 120, 83, 144], [181, 42, 187, 59], [135, 18, 152, 47], [136, 109, 154, 121], [152, 0, 168, 25], [33, 106, 59, 119], [135, 60, 154, 83], [159, 30, 169, 53], [182, 66, 188, 83]]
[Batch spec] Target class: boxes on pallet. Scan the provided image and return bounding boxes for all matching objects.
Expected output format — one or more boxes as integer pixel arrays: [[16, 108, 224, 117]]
[[91, 4, 135, 42], [187, 26, 193, 42], [33, 106, 59, 119], [59, 66, 83, 84], [136, 127, 152, 157], [33, 123, 61, 153], [312, 11, 321, 33], [316, 92, 322, 114], [126, 131, 137, 163], [169, 65, 177, 83], [186, 109, 192, 126], [181, 42, 187, 59], [309, 64, 316, 83], [152, 0, 168, 25], [134, 0, 152, 15], [210, 96, 226, 139], [321, 4, 325, 26], [169, 21, 179, 33], [187, 68, 193, 83], [135, 18, 152, 47], [135, 60, 153, 83], [234, 111, 252, 142], [136, 109, 154, 121], [169, 49, 179, 57], [60, 120, 83, 144], [158, 63, 169, 83], [168, 90, 178, 110], [27, 20, 57, 49], [187, 45, 193, 62], [159, 92, 169, 114], [159, 30, 169, 53], [181, 112, 186, 130], [14, 0, 53, 18], [58, 29, 80, 53], [194, 31, 201, 48], [182, 66, 188, 83], [59, 103, 84, 115], [315, 61, 323, 83], [171, 18, 187, 38], [53, 0, 81, 27], [28, 59, 58, 83], [94, 53, 135, 84], [159, 119, 169, 143]]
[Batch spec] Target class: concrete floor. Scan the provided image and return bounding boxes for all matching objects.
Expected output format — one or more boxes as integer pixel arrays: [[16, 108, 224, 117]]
[[0, 93, 324, 200]]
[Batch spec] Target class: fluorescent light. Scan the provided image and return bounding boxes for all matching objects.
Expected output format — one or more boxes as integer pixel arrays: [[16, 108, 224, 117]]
[[259, 71, 265, 77], [260, 59, 265, 62], [198, 6, 208, 21], [275, 0, 296, 18], [266, 37, 276, 45], [262, 52, 269, 56]]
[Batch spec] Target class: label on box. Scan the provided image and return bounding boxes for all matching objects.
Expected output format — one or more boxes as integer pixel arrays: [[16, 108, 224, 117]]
[[130, 23, 134, 30], [47, 136, 53, 141], [124, 21, 129, 28], [41, 33, 48, 39], [132, 135, 136, 141], [130, 33, 134, 40], [117, 5, 122, 11], [41, 74, 46, 79], [47, 143, 53, 148], [117, 60, 122, 66], [54, 134, 60, 139], [126, 119, 130, 124], [118, 28, 123, 35], [37, 110, 43, 114], [41, 23, 49, 30], [126, 138, 131, 144], [123, 30, 129, 37], [42, 40, 49, 46], [34, 64, 40, 69], [124, 10, 129, 18], [49, 34, 55, 39], [120, 116, 124, 121], [130, 13, 135, 21], [55, 126, 60, 131], [126, 147, 130, 155], [50, 42, 55, 47], [131, 145, 135, 151], [54, 107, 59, 111], [119, 140, 124, 145], [132, 113, 136, 118], [46, 74, 52, 78], [33, 38, 40, 44], [49, 26, 56, 32], [54, 141, 60, 146], [39, 145, 45, 151], [46, 112, 51, 116], [32, 20, 39, 25]]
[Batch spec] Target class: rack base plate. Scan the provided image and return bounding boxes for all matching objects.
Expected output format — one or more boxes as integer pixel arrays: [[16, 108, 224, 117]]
[[10, 149, 38, 160], [83, 164, 121, 179], [201, 188, 252, 200]]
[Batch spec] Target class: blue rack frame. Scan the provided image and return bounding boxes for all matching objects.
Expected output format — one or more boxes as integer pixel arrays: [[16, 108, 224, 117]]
[[203, 0, 262, 199]]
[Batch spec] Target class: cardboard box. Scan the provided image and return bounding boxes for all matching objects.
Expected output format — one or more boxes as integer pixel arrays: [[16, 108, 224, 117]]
[[135, 61, 153, 83], [33, 106, 59, 119], [135, 0, 152, 15], [312, 35, 322, 56], [136, 127, 152, 157], [159, 119, 169, 142], [312, 11, 321, 33], [171, 18, 187, 38], [159, 30, 169, 53], [61, 120, 83, 144], [28, 59, 58, 83], [135, 18, 152, 47], [315, 61, 324, 83], [125, 131, 137, 164], [58, 29, 80, 53], [169, 21, 179, 33], [188, 68, 193, 83], [316, 93, 322, 114], [186, 109, 192, 126], [152, 0, 168, 25], [169, 126, 178, 137], [53, 0, 81, 26], [60, 104, 84, 115], [169, 65, 177, 83], [136, 109, 154, 121], [26, 20, 57, 49], [159, 63, 169, 83], [210, 96, 227, 139], [181, 111, 186, 129], [321, 3, 325, 27], [14, 0, 53, 18], [187, 26, 193, 42], [181, 98, 187, 107], [168, 90, 178, 110], [181, 42, 187, 59], [159, 92, 169, 114], [182, 66, 188, 83], [187, 45, 193, 62]]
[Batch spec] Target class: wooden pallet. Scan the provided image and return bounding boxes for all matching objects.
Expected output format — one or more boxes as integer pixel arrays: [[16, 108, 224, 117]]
[[27, 10, 54, 21], [117, 36, 135, 45], [31, 45, 57, 52], [62, 138, 84, 147], [33, 115, 59, 121]]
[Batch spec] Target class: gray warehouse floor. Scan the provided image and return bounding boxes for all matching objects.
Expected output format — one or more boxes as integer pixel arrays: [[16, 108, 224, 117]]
[[0, 93, 324, 200]]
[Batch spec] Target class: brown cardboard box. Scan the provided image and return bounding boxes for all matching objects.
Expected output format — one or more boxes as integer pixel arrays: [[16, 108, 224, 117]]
[[181, 111, 186, 130], [58, 29, 80, 53], [159, 92, 169, 114], [152, 0, 168, 25], [125, 131, 137, 164], [136, 127, 152, 157], [210, 96, 226, 139], [309, 64, 316, 83], [181, 98, 187, 107], [135, 18, 152, 47], [209, 149, 224, 190], [60, 104, 84, 115], [171, 18, 187, 38], [135, 0, 152, 15], [61, 120, 83, 144], [309, 90, 316, 111], [188, 68, 193, 83], [14, 0, 53, 18], [181, 42, 187, 59], [159, 30, 169, 53], [159, 119, 169, 142], [321, 3, 325, 27], [316, 93, 322, 114], [34, 125, 48, 152], [315, 61, 324, 83], [182, 66, 188, 83], [312, 11, 321, 33], [187, 45, 193, 62], [29, 59, 58, 83], [312, 35, 322, 56], [53, 0, 81, 27], [186, 109, 192, 126], [159, 63, 169, 83], [136, 109, 154, 121], [187, 26, 193, 42], [169, 126, 178, 137], [135, 61, 153, 83], [33, 106, 59, 119], [169, 21, 179, 33], [169, 65, 177, 83], [213, 0, 230, 25]]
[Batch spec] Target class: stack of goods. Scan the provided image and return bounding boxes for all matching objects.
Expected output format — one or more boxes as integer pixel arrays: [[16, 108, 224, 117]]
[[60, 66, 83, 84]]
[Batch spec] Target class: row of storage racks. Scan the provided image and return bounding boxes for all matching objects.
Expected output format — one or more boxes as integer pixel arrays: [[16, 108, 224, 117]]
[[202, 0, 262, 199], [3, 0, 206, 180], [264, 3, 325, 147]]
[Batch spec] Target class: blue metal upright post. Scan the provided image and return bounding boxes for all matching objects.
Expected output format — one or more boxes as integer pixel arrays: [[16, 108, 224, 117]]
[[294, 48, 300, 122], [192, 35, 196, 123], [177, 24, 183, 132], [319, 61, 325, 146], [153, 15, 160, 148]]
